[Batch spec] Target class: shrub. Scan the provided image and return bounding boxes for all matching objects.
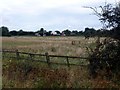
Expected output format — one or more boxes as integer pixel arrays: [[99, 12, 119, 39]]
[[87, 37, 120, 79]]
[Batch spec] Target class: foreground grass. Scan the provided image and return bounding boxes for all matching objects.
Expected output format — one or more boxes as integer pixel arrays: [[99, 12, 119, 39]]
[[2, 36, 120, 88], [2, 58, 120, 88]]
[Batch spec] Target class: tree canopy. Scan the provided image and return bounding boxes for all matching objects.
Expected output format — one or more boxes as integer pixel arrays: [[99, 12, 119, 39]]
[[0, 26, 10, 36], [86, 2, 120, 39]]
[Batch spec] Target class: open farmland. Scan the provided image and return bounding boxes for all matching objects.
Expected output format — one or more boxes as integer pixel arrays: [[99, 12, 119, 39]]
[[2, 36, 119, 88], [2, 36, 100, 57]]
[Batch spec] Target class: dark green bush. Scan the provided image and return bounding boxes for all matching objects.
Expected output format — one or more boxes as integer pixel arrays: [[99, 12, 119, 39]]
[[88, 37, 120, 79]]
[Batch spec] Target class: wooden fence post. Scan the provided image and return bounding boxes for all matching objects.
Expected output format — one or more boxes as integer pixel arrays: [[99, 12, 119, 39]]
[[29, 54, 33, 61], [2, 49, 4, 59], [66, 56, 70, 67], [45, 52, 50, 66], [16, 50, 19, 60]]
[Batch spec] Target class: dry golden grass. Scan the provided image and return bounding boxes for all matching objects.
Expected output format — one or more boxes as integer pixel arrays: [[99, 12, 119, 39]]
[[2, 36, 101, 57]]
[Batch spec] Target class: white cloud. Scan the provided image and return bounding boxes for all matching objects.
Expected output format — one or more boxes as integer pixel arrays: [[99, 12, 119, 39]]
[[1, 0, 118, 31], [1, 0, 117, 15]]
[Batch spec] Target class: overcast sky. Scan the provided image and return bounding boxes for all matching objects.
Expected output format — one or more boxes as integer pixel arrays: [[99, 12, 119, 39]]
[[0, 0, 119, 31]]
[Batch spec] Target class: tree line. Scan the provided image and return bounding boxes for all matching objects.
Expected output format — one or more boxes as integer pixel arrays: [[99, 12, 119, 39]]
[[0, 26, 116, 37]]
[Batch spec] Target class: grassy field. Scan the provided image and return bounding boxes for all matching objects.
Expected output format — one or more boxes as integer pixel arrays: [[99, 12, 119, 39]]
[[2, 36, 99, 56], [2, 36, 120, 88]]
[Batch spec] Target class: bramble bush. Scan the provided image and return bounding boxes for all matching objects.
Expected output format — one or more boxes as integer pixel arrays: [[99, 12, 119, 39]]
[[88, 37, 120, 79]]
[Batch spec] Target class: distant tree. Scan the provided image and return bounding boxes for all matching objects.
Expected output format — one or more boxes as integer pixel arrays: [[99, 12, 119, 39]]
[[96, 29, 102, 37], [27, 31, 35, 36], [71, 30, 79, 36], [37, 28, 46, 36], [18, 29, 24, 36], [9, 30, 18, 36], [55, 30, 61, 35], [84, 28, 90, 39], [0, 26, 10, 36], [46, 31, 52, 36], [63, 29, 71, 36], [84, 27, 96, 39], [78, 31, 84, 36]]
